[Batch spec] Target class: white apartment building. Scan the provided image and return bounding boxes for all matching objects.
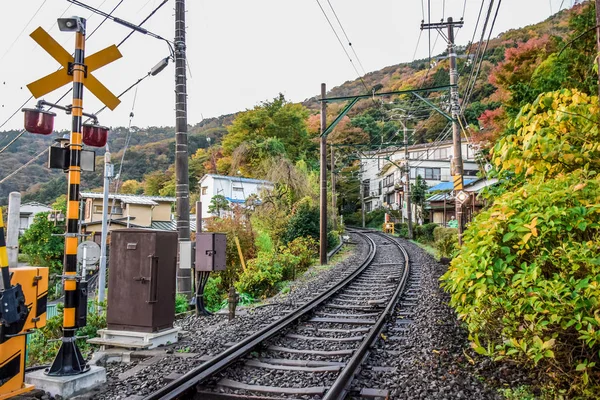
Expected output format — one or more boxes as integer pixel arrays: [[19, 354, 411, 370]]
[[198, 174, 274, 219], [359, 140, 480, 219], [19, 202, 52, 234]]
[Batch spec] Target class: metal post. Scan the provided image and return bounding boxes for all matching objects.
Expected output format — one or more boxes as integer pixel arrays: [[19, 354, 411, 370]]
[[47, 17, 89, 376], [195, 201, 202, 316], [175, 0, 192, 299], [97, 150, 111, 313], [360, 176, 365, 228], [447, 17, 464, 246], [319, 83, 328, 265], [6, 192, 21, 268], [404, 121, 413, 240]]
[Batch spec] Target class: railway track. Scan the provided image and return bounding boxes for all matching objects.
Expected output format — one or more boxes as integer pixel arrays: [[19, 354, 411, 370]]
[[143, 230, 412, 400]]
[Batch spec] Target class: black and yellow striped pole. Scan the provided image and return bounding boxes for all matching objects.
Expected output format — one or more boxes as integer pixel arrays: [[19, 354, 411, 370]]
[[47, 17, 89, 376]]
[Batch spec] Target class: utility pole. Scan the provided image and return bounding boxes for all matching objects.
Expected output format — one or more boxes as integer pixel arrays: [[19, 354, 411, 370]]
[[6, 192, 20, 268], [403, 120, 413, 240], [97, 149, 112, 313], [422, 17, 464, 245], [331, 145, 336, 229], [320, 83, 328, 265], [175, 0, 192, 298]]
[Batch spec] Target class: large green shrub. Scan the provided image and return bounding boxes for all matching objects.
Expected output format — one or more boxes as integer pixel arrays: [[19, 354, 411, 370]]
[[282, 202, 319, 244], [442, 89, 600, 396], [19, 212, 64, 272]]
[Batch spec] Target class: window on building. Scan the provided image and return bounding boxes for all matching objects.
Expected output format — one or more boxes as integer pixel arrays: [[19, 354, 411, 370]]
[[464, 169, 479, 176], [412, 167, 441, 180], [232, 187, 243, 191], [387, 193, 395, 204], [365, 202, 372, 212], [201, 186, 208, 195], [362, 179, 370, 196]]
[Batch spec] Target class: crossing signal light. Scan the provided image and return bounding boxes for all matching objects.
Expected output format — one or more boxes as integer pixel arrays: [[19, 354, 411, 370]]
[[22, 108, 56, 135], [82, 123, 108, 147]]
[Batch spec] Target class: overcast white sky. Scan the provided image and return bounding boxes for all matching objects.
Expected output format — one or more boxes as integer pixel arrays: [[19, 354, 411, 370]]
[[0, 0, 575, 132]]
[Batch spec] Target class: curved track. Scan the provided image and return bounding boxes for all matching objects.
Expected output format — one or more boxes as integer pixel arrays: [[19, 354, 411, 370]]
[[143, 230, 410, 400]]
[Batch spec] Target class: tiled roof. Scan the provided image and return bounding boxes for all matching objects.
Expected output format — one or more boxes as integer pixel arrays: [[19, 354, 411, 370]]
[[427, 179, 477, 192], [151, 220, 198, 232]]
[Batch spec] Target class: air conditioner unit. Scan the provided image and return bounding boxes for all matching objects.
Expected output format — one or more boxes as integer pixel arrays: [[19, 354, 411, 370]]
[[371, 191, 377, 197]]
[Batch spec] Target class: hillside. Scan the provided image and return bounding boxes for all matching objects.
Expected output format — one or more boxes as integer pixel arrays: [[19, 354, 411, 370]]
[[0, 3, 589, 205]]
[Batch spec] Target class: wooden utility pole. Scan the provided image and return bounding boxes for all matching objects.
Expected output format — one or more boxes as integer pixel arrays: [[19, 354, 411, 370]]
[[320, 83, 328, 265], [175, 0, 192, 298], [422, 17, 464, 245], [403, 120, 413, 239]]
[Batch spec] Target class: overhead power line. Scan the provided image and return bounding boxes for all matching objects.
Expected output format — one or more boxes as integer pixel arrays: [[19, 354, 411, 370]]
[[314, 0, 370, 93], [0, 0, 48, 64], [325, 0, 367, 75]]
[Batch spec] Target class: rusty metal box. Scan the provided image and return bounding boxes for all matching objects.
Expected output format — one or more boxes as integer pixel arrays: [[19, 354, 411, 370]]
[[107, 229, 177, 332], [195, 233, 227, 271]]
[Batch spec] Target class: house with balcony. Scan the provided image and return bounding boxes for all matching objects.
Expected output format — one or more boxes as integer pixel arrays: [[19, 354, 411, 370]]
[[359, 140, 480, 222], [199, 174, 274, 220]]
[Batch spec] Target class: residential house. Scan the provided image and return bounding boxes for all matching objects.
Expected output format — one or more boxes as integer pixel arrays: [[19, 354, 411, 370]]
[[359, 140, 480, 221], [80, 193, 189, 241], [426, 178, 498, 226], [19, 202, 52, 234], [199, 174, 274, 220]]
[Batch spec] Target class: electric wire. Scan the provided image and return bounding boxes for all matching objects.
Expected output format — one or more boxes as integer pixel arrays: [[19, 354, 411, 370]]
[[325, 0, 367, 75], [0, 0, 48, 64], [0, 1, 166, 182], [0, 148, 48, 185], [314, 0, 370, 93]]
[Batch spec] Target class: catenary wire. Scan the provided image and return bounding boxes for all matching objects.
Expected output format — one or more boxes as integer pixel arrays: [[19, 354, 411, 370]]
[[0, 0, 48, 64], [326, 0, 367, 76], [314, 0, 370, 93]]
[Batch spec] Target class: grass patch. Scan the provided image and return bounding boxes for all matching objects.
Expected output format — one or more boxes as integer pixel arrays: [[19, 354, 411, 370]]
[[410, 240, 438, 259], [499, 386, 537, 400]]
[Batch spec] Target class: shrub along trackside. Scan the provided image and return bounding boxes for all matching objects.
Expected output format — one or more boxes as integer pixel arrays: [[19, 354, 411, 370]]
[[441, 89, 600, 397]]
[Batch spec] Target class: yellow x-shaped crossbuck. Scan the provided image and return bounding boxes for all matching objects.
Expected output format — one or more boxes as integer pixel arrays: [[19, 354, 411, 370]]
[[27, 27, 122, 110]]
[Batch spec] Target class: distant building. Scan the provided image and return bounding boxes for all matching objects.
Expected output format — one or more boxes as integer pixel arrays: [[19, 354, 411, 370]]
[[359, 140, 480, 221], [198, 174, 274, 219], [19, 202, 52, 234]]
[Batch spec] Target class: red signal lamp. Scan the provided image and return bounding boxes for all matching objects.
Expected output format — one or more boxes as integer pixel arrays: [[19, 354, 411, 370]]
[[82, 123, 109, 147], [22, 108, 56, 135]]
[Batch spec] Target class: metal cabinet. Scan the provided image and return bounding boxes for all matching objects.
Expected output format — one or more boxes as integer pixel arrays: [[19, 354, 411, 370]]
[[195, 233, 227, 271], [107, 229, 177, 332]]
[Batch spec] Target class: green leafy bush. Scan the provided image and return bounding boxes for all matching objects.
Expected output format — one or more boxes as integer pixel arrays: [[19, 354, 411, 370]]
[[175, 294, 189, 314], [235, 250, 299, 298], [282, 202, 319, 244], [442, 172, 600, 393], [414, 223, 437, 243], [19, 212, 64, 272], [204, 276, 225, 312], [433, 227, 458, 258], [443, 89, 600, 396], [394, 222, 409, 238], [366, 209, 386, 228]]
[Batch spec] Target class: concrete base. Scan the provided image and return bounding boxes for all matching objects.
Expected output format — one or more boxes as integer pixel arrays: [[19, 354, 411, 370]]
[[87, 327, 180, 350], [25, 366, 106, 399]]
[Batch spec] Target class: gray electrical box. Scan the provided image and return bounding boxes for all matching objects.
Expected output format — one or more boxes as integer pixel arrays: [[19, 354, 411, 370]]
[[195, 233, 227, 271]]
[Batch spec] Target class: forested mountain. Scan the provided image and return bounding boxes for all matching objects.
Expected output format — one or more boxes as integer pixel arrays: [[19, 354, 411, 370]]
[[0, 3, 592, 205]]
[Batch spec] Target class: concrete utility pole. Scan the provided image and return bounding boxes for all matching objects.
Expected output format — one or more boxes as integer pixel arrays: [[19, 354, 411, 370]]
[[98, 149, 112, 313], [7, 192, 20, 268], [175, 0, 192, 298], [320, 83, 328, 265], [403, 122, 413, 240], [422, 17, 464, 245]]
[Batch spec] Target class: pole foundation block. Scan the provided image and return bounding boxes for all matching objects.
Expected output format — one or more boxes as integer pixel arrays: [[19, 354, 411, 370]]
[[25, 366, 106, 399]]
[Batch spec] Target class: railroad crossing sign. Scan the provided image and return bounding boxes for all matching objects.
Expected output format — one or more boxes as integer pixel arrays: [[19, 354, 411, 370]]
[[26, 27, 122, 110]]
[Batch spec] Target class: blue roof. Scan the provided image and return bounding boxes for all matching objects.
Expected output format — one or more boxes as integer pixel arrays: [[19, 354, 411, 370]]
[[225, 197, 246, 204], [428, 179, 477, 192]]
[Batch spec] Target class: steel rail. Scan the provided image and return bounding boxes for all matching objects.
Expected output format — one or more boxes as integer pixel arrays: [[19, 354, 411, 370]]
[[323, 231, 411, 399], [143, 230, 377, 400]]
